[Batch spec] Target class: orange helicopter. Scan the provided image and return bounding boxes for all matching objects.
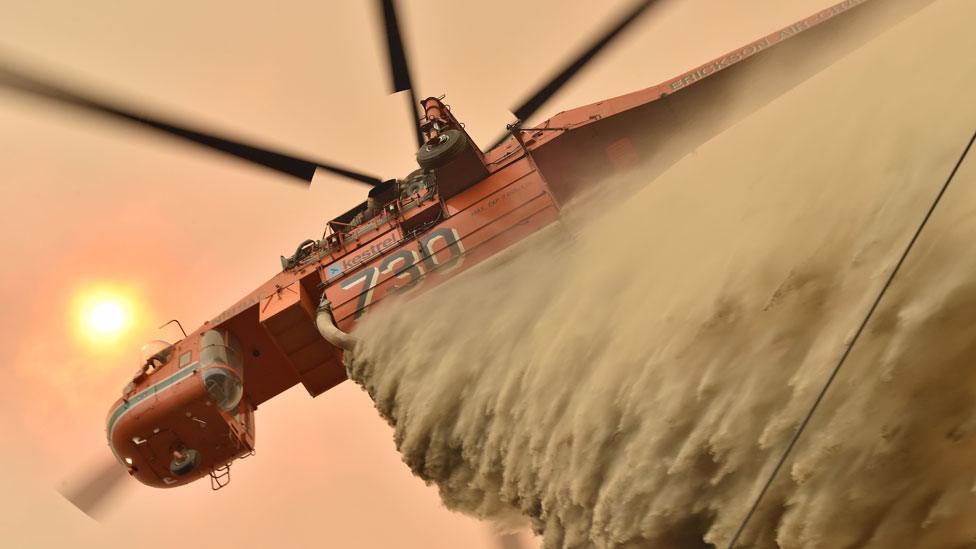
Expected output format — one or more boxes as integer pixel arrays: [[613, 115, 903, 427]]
[[1, 0, 930, 516]]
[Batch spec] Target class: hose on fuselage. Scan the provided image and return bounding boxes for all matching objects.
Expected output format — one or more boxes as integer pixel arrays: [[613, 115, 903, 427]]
[[315, 294, 358, 352]]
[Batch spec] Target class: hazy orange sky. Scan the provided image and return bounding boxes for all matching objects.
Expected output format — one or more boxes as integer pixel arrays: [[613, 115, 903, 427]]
[[0, 0, 897, 547]]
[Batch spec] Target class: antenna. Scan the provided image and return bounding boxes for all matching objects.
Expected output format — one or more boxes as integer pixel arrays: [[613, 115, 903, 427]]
[[159, 319, 188, 338]]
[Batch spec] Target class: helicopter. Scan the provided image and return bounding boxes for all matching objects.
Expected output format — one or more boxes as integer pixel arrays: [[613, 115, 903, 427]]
[[1, 0, 932, 521]]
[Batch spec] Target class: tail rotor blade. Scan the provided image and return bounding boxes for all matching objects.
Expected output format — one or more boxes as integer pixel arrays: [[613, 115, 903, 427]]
[[378, 0, 425, 148], [0, 60, 382, 186]]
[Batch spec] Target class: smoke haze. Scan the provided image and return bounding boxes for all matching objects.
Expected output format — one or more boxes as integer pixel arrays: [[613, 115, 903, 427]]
[[346, 2, 976, 548]]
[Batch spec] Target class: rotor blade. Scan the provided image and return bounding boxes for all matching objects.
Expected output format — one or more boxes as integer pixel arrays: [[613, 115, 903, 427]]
[[510, 0, 655, 124], [58, 459, 129, 520], [378, 0, 424, 148], [0, 61, 383, 186]]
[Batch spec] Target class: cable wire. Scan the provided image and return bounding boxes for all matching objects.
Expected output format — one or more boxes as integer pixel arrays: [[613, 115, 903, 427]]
[[726, 128, 976, 548]]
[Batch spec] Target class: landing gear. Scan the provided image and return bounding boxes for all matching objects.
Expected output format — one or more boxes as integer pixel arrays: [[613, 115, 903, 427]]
[[416, 129, 467, 169]]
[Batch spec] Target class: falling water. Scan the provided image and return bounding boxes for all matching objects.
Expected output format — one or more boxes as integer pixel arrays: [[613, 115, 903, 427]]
[[345, 3, 976, 547]]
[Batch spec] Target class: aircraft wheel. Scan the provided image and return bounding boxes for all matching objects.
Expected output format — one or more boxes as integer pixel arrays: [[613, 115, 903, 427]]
[[416, 129, 467, 169]]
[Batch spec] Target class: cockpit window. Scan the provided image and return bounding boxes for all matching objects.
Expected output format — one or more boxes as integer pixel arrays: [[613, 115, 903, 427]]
[[200, 329, 242, 374], [200, 329, 244, 411], [203, 368, 243, 412], [140, 340, 173, 376]]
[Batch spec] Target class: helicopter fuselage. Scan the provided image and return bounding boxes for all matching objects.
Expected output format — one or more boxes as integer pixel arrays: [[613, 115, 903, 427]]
[[104, 0, 909, 489]]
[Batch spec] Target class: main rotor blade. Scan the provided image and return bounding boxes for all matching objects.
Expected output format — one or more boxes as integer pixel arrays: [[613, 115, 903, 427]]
[[510, 0, 655, 124], [378, 0, 424, 148], [0, 61, 382, 186], [59, 459, 129, 520]]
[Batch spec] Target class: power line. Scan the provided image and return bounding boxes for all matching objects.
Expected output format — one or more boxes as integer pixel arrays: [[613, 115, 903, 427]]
[[726, 128, 976, 549]]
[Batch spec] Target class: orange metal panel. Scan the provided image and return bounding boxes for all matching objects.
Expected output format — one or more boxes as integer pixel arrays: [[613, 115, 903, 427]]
[[325, 169, 558, 330]]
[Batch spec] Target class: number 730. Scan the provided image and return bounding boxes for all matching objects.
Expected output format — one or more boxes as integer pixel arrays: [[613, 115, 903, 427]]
[[339, 227, 465, 318]]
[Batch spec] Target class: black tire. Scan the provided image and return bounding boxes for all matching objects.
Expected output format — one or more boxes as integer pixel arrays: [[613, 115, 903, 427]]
[[416, 129, 467, 170]]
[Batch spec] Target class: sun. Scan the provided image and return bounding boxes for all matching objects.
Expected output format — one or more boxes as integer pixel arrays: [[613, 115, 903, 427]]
[[88, 301, 127, 334], [72, 285, 142, 349]]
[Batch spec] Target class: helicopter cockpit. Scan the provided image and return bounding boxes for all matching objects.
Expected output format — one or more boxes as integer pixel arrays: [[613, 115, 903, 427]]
[[108, 328, 255, 489]]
